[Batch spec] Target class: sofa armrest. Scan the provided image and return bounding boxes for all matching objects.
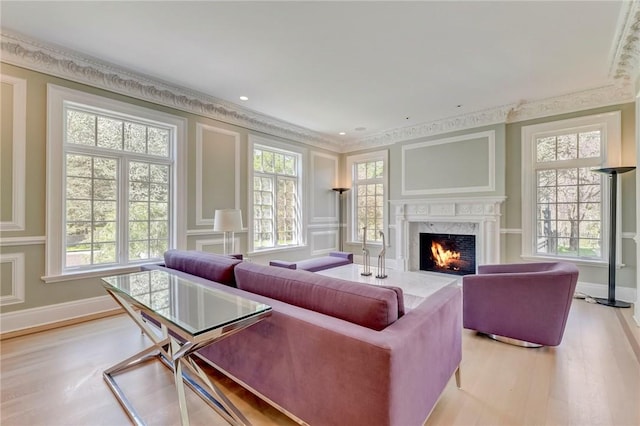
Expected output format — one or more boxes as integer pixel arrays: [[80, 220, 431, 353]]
[[269, 260, 297, 269], [329, 251, 353, 262]]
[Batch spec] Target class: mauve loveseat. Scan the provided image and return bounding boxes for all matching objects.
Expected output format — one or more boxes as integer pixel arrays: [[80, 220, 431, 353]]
[[144, 250, 462, 426]]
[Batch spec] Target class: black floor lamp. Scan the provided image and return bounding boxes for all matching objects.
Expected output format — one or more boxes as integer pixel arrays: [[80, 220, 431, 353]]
[[592, 166, 636, 308], [332, 187, 349, 251]]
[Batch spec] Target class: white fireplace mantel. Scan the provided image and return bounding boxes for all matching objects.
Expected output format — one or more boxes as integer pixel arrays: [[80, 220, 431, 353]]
[[390, 196, 506, 271]]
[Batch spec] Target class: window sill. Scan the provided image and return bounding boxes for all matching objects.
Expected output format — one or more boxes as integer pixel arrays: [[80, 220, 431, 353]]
[[42, 265, 148, 283], [519, 255, 621, 268]]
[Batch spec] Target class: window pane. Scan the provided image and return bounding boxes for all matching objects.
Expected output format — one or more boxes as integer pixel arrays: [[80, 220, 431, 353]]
[[536, 136, 555, 162], [148, 127, 169, 157], [578, 131, 601, 158], [97, 116, 123, 150], [67, 110, 96, 146], [124, 122, 146, 153], [556, 134, 577, 160], [66, 154, 92, 177]]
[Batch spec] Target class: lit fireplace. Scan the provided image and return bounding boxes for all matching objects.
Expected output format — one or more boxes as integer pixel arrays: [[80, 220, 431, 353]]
[[420, 233, 476, 276]]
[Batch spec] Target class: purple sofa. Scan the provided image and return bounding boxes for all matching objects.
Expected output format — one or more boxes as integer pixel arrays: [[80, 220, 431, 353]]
[[269, 251, 353, 272], [145, 250, 462, 426], [462, 262, 579, 347]]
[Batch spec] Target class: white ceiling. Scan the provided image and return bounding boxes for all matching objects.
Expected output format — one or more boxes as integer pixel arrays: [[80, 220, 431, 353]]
[[0, 1, 630, 145]]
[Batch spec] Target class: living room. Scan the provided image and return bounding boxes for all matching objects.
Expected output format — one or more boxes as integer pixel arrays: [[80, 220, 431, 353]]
[[1, 2, 639, 425]]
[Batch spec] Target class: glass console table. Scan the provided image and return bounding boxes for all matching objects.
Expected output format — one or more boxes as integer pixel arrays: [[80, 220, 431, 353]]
[[102, 269, 272, 426]]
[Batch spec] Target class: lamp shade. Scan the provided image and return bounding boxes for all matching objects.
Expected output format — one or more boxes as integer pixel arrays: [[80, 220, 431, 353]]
[[213, 209, 243, 232]]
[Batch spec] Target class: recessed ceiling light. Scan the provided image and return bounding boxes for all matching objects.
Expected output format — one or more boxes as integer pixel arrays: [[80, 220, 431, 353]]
[[339, 132, 346, 136], [456, 104, 462, 108], [239, 96, 249, 101]]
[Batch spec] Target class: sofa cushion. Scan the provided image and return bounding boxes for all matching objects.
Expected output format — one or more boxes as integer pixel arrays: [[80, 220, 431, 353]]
[[164, 249, 242, 287], [234, 262, 403, 331]]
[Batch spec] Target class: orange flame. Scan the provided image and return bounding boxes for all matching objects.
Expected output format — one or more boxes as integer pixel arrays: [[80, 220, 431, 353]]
[[431, 242, 461, 269]]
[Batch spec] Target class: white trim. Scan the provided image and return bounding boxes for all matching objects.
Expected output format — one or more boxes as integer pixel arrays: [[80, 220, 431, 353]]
[[309, 230, 339, 255], [195, 123, 241, 226], [0, 75, 26, 231], [309, 151, 339, 224], [0, 252, 25, 306], [401, 130, 496, 196], [0, 236, 46, 246], [621, 232, 636, 239], [194, 236, 241, 253], [42, 265, 142, 284], [500, 228, 523, 234], [0, 295, 119, 334], [521, 111, 622, 263]]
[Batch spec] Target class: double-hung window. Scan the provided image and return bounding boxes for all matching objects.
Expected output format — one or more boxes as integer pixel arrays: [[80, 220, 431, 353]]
[[46, 85, 186, 280], [250, 136, 303, 251], [347, 151, 388, 244], [521, 112, 621, 263]]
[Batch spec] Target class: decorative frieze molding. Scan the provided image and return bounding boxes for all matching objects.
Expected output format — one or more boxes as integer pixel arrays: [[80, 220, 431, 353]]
[[506, 83, 634, 123], [3, 12, 639, 155], [346, 105, 512, 151], [609, 0, 640, 82], [0, 30, 342, 152]]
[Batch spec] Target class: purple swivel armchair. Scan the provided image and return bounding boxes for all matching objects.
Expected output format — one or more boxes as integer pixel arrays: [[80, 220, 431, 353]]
[[462, 262, 579, 347]]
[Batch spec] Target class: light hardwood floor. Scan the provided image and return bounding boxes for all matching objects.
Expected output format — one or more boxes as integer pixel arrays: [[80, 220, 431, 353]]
[[1, 298, 639, 426]]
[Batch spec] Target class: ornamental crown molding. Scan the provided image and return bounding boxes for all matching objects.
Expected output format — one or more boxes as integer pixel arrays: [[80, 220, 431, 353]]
[[343, 105, 513, 152], [3, 7, 640, 156], [609, 0, 640, 81], [0, 30, 342, 152]]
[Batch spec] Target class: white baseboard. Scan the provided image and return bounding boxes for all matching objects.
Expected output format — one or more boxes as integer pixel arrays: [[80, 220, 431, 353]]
[[0, 295, 119, 334], [575, 281, 637, 304]]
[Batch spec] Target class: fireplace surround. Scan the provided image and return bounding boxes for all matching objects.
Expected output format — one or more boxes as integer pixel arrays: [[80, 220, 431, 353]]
[[391, 197, 506, 272]]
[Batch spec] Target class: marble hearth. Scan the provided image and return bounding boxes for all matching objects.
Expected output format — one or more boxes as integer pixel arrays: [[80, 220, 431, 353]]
[[390, 197, 506, 272]]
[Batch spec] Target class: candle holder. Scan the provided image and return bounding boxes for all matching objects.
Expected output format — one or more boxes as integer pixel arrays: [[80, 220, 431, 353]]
[[361, 226, 372, 276], [376, 231, 387, 279]]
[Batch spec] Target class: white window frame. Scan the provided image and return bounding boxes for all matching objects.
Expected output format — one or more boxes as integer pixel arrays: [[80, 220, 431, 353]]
[[247, 134, 306, 254], [44, 84, 186, 282], [346, 150, 389, 246], [521, 111, 621, 266]]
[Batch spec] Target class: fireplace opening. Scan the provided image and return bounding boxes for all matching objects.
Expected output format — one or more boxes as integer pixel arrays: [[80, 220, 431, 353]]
[[419, 233, 476, 276]]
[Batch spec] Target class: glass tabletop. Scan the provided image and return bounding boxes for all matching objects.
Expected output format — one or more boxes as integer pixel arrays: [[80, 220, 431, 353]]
[[102, 270, 271, 337]]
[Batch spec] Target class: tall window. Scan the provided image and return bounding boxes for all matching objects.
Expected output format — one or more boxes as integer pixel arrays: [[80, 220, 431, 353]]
[[46, 85, 185, 279], [522, 112, 621, 262], [348, 151, 388, 244], [251, 140, 302, 250]]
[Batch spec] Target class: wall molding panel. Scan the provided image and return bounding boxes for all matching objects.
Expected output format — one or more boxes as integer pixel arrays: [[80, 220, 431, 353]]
[[0, 236, 46, 246], [401, 130, 496, 196], [194, 236, 241, 254], [0, 295, 118, 334], [0, 252, 25, 306], [195, 123, 240, 226], [309, 151, 339, 224], [309, 230, 339, 255], [0, 75, 26, 231]]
